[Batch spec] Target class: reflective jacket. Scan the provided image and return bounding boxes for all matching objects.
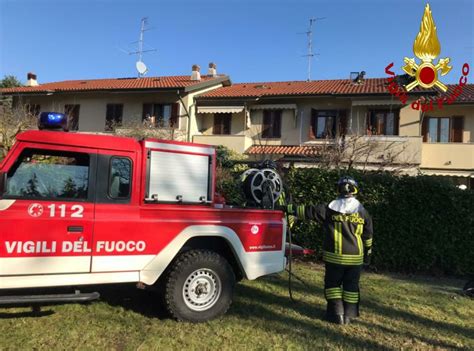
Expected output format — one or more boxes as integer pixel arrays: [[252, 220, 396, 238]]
[[292, 197, 373, 265]]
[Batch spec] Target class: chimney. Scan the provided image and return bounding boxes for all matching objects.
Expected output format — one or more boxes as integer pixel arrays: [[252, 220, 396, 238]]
[[26, 72, 39, 86], [191, 64, 201, 81], [207, 62, 217, 77]]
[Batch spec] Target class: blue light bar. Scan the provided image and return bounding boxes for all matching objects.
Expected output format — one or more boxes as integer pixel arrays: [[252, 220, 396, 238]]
[[38, 112, 68, 131]]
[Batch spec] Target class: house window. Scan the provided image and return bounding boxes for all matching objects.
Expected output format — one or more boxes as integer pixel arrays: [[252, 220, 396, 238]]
[[25, 104, 41, 117], [367, 110, 398, 136], [262, 110, 282, 138], [65, 104, 80, 131], [105, 104, 123, 131], [212, 113, 231, 135], [142, 103, 179, 128], [422, 116, 463, 143], [311, 110, 337, 139]]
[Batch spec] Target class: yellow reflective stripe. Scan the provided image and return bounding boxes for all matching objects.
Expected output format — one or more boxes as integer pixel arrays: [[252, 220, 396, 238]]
[[323, 251, 363, 265], [334, 222, 342, 255], [325, 287, 342, 293], [343, 290, 359, 303], [355, 224, 363, 255], [287, 204, 293, 214], [297, 205, 305, 219], [325, 287, 343, 299], [364, 238, 373, 247], [288, 215, 296, 229]]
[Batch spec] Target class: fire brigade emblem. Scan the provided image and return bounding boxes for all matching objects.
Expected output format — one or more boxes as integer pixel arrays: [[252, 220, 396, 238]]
[[28, 203, 44, 217], [402, 3, 452, 92]]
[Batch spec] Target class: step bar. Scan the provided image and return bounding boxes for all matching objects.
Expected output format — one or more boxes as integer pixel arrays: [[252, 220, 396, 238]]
[[0, 291, 100, 305]]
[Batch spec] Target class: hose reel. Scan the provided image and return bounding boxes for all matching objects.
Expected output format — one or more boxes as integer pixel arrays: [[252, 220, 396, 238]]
[[241, 165, 283, 209]]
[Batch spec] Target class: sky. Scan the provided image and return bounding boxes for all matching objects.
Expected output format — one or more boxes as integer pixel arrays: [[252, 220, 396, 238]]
[[0, 0, 473, 84]]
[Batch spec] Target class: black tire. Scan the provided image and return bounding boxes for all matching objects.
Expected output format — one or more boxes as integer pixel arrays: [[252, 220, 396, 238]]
[[164, 249, 235, 322]]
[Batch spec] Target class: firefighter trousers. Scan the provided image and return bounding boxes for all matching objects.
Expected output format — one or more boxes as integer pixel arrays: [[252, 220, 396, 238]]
[[324, 263, 362, 318]]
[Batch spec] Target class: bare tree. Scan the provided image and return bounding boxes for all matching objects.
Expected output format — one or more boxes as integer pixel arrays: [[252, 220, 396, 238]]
[[0, 99, 37, 158], [113, 120, 186, 141], [311, 135, 419, 174]]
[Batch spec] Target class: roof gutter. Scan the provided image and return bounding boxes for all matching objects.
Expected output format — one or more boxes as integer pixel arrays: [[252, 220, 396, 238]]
[[183, 76, 231, 93]]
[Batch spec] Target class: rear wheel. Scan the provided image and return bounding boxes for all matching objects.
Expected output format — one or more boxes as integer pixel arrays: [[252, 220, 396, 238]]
[[164, 250, 235, 322]]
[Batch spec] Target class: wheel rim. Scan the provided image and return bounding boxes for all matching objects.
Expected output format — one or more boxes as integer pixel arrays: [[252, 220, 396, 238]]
[[182, 268, 221, 312]]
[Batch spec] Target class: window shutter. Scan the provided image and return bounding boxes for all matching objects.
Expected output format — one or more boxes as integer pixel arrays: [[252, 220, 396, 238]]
[[213, 114, 223, 134], [394, 110, 400, 135], [170, 103, 180, 128], [421, 116, 429, 142], [142, 103, 153, 121], [262, 110, 271, 138], [366, 111, 370, 135], [451, 116, 464, 142], [273, 110, 282, 138], [338, 110, 347, 137], [223, 113, 231, 135], [309, 109, 317, 139]]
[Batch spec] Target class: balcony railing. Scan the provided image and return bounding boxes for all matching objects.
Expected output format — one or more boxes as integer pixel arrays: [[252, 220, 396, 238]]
[[192, 134, 253, 153]]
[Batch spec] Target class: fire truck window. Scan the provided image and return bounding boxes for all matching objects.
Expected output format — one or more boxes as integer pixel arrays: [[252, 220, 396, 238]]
[[5, 149, 89, 200], [109, 157, 131, 198]]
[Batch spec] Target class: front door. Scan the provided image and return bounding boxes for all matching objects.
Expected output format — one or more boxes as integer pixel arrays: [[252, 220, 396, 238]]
[[0, 144, 96, 276]]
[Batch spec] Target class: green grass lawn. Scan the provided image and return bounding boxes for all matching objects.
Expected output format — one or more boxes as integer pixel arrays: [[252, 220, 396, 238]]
[[0, 262, 472, 350]]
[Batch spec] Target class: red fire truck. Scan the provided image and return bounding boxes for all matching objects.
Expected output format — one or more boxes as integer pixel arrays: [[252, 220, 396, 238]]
[[0, 119, 286, 322]]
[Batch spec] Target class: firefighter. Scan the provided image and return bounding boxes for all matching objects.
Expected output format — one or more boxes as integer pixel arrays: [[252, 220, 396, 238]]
[[287, 176, 373, 325]]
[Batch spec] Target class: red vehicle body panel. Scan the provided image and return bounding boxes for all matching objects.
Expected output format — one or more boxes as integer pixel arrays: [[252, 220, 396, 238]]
[[0, 131, 285, 285]]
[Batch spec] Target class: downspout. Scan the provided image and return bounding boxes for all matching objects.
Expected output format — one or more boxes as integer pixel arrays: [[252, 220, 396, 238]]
[[176, 90, 192, 142], [298, 109, 303, 145]]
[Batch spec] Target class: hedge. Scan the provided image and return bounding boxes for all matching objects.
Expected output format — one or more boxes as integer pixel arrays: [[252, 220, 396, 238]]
[[219, 163, 474, 275]]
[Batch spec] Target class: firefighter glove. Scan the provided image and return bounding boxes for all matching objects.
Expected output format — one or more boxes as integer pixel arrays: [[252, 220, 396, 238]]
[[363, 247, 372, 266]]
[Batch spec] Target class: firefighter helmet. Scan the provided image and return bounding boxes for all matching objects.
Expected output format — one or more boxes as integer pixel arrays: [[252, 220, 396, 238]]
[[337, 176, 359, 197]]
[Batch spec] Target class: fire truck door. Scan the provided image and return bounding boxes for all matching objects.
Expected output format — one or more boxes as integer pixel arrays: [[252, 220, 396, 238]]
[[0, 145, 96, 276], [91, 152, 148, 272]]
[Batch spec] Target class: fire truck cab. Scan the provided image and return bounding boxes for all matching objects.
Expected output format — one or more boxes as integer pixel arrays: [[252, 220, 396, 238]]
[[0, 126, 286, 322]]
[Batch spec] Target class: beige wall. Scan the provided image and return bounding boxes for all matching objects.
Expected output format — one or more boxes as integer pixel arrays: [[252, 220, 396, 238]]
[[193, 134, 253, 153], [399, 104, 422, 137], [421, 143, 474, 170]]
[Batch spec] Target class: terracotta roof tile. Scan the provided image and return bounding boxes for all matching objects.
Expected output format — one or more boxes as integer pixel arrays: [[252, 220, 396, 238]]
[[199, 78, 395, 98], [246, 145, 321, 156], [1, 75, 227, 94], [198, 78, 474, 102]]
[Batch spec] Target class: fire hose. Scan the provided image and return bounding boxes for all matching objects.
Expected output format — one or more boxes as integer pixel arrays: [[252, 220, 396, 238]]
[[240, 163, 312, 302]]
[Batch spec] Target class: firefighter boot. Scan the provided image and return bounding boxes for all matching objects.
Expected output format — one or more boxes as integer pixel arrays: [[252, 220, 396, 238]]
[[325, 299, 344, 324]]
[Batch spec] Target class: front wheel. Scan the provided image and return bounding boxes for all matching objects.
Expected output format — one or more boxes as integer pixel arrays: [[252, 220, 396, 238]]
[[164, 249, 235, 322]]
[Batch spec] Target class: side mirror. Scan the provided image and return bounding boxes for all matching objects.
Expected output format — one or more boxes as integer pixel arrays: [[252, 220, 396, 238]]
[[0, 172, 6, 194]]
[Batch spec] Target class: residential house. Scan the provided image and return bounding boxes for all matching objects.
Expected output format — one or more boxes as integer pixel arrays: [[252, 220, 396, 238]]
[[1, 68, 231, 140], [193, 77, 474, 188]]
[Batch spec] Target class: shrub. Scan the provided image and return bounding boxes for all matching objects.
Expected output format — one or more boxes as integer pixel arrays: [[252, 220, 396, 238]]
[[217, 164, 474, 275], [285, 168, 474, 275]]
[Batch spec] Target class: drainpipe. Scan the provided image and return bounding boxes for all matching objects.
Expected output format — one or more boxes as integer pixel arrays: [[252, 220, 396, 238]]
[[176, 90, 192, 142], [298, 109, 304, 145]]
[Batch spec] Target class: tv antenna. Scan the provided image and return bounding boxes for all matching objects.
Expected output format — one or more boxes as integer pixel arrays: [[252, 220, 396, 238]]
[[299, 17, 326, 81], [125, 17, 157, 77]]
